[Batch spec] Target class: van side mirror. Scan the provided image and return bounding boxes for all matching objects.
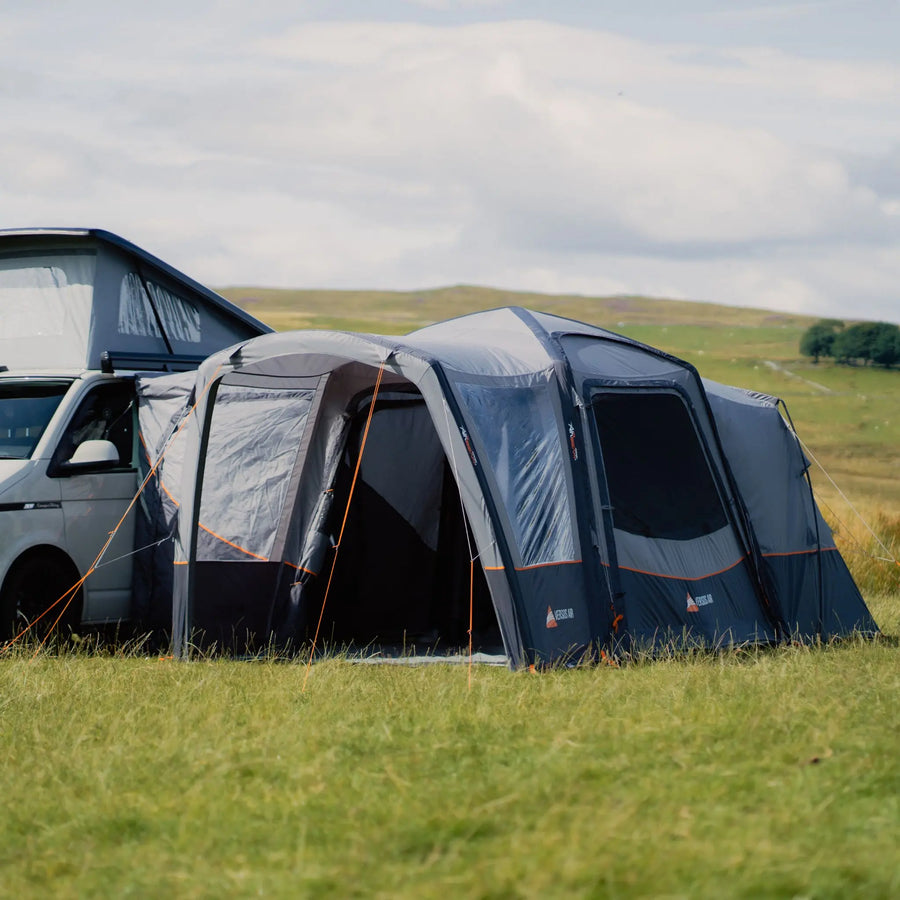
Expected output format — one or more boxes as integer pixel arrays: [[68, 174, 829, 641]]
[[54, 439, 121, 475]]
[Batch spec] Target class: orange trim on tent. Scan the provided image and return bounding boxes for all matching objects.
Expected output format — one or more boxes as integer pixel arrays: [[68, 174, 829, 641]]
[[515, 559, 582, 572], [283, 560, 318, 575], [197, 523, 269, 562], [139, 427, 179, 506], [158, 478, 180, 507], [762, 547, 838, 558], [484, 560, 583, 572], [286, 560, 319, 587], [603, 555, 747, 581]]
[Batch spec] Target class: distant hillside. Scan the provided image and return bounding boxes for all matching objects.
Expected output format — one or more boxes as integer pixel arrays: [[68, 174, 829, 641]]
[[216, 284, 816, 336]]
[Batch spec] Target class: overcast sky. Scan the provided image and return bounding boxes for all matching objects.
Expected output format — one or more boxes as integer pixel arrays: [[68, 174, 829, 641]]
[[2, 1, 899, 322]]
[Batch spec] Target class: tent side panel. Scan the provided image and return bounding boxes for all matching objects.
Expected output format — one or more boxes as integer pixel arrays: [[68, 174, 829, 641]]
[[190, 561, 287, 652], [819, 550, 878, 637], [758, 553, 821, 636], [619, 564, 778, 649], [134, 370, 196, 632], [414, 364, 525, 660], [761, 545, 876, 638], [482, 569, 523, 665], [704, 383, 877, 638], [510, 563, 595, 663]]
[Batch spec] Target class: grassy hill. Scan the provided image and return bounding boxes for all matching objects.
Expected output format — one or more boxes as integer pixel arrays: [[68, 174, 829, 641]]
[[218, 283, 813, 334]]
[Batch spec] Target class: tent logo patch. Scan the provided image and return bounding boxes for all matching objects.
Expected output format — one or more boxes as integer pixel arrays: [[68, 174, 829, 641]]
[[546, 606, 574, 628], [686, 591, 714, 613], [568, 422, 578, 461], [459, 426, 478, 467]]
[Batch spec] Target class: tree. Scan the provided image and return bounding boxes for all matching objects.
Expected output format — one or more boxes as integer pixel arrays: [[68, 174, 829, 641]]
[[870, 322, 900, 367], [799, 319, 843, 363], [799, 318, 899, 367], [832, 323, 875, 365]]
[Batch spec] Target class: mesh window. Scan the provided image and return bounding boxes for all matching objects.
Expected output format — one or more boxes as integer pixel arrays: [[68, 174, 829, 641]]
[[198, 385, 314, 561], [458, 381, 576, 566], [592, 392, 727, 541]]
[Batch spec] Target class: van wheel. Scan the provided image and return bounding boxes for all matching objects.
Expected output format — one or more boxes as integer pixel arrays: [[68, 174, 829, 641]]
[[0, 553, 83, 643]]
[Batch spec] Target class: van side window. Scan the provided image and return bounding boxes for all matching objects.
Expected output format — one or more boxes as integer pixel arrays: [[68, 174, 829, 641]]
[[51, 382, 135, 470]]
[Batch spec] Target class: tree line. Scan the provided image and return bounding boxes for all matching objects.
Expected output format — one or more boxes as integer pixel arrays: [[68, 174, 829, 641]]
[[800, 319, 900, 367]]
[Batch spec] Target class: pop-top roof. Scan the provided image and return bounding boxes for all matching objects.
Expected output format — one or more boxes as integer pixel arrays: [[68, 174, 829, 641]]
[[0, 228, 271, 372]]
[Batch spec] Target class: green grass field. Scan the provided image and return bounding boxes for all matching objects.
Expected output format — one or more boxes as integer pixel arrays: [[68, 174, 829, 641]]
[[1, 619, 897, 898], [1, 286, 897, 898]]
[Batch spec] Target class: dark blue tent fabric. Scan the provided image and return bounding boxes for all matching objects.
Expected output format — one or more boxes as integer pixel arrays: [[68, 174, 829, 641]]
[[704, 380, 877, 638]]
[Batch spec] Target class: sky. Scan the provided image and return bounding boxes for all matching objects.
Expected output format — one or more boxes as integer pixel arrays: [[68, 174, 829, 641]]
[[2, 1, 899, 323]]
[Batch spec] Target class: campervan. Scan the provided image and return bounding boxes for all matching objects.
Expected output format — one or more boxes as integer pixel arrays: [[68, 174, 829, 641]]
[[0, 229, 270, 639]]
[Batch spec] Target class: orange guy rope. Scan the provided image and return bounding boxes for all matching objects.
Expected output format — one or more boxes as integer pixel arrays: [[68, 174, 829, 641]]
[[302, 363, 386, 692]]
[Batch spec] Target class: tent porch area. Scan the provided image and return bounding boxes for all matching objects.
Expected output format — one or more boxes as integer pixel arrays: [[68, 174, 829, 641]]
[[190, 382, 504, 658]]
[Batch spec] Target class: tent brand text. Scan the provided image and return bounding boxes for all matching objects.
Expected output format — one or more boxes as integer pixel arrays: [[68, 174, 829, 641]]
[[686, 591, 714, 612], [459, 426, 478, 466]]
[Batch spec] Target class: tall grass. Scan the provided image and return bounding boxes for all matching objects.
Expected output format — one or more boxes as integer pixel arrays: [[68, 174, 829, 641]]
[[829, 507, 900, 599]]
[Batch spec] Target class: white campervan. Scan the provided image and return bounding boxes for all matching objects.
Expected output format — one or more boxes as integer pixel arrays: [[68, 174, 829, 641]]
[[0, 229, 270, 640]]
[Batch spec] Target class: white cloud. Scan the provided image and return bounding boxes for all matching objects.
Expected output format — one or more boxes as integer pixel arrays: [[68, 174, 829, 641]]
[[0, 12, 897, 322], [402, 0, 512, 9]]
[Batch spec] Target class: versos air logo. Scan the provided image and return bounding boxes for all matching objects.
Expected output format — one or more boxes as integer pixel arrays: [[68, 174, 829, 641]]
[[686, 591, 714, 613], [459, 426, 478, 467], [546, 606, 575, 628]]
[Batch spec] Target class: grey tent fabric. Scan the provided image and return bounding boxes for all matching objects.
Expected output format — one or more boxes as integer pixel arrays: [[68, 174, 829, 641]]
[[139, 307, 877, 666], [133, 370, 196, 630]]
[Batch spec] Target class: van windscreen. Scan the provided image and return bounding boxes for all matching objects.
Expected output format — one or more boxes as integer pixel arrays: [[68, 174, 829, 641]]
[[0, 382, 71, 459]]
